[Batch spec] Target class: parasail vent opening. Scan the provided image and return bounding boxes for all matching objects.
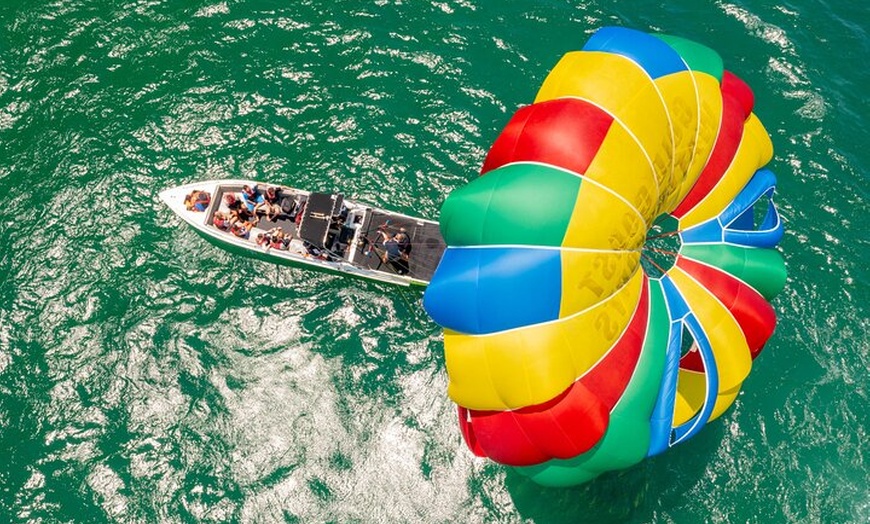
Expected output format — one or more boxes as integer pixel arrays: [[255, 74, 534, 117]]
[[641, 213, 681, 279]]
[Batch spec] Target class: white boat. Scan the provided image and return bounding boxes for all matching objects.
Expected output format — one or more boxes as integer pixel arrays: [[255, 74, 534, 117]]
[[159, 179, 447, 287]]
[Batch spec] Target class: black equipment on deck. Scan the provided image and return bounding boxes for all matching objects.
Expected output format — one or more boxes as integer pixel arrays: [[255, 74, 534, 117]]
[[298, 192, 343, 249]]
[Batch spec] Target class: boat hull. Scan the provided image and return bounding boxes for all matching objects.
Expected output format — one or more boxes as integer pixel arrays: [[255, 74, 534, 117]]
[[160, 180, 445, 287]]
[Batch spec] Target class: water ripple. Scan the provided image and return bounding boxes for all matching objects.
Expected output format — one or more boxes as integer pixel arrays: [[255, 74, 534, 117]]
[[0, 1, 867, 522]]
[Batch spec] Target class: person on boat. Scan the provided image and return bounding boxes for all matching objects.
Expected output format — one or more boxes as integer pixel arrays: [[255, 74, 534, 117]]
[[231, 204, 257, 227], [255, 186, 282, 222], [255, 232, 269, 246], [241, 184, 264, 212], [395, 228, 412, 260], [213, 211, 231, 231], [184, 190, 211, 212], [261, 227, 287, 249], [380, 232, 409, 275], [231, 220, 251, 239], [225, 193, 243, 212], [268, 227, 289, 250]]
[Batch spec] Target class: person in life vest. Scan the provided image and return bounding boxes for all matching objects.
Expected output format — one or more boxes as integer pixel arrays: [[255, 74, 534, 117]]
[[224, 193, 242, 213], [213, 210, 231, 230], [231, 220, 251, 238], [184, 190, 211, 212], [265, 227, 290, 250]]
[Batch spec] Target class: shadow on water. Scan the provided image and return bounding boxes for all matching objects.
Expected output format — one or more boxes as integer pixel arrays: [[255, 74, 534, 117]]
[[504, 470, 648, 524], [501, 426, 723, 524], [298, 280, 437, 402]]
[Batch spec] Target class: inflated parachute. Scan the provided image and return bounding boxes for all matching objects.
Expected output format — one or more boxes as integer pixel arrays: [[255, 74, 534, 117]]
[[423, 27, 787, 486]]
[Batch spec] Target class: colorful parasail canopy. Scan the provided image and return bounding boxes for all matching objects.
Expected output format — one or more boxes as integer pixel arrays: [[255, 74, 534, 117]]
[[422, 26, 787, 487]]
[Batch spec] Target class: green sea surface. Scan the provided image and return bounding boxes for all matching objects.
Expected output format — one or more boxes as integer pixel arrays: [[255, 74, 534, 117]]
[[0, 1, 867, 522]]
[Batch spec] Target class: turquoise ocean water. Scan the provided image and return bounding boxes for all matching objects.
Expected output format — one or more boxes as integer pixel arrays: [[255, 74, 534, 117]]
[[0, 1, 867, 522]]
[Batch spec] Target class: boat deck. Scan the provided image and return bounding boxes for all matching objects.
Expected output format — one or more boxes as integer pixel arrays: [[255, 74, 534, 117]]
[[353, 209, 446, 281], [203, 184, 446, 283], [209, 184, 306, 248]]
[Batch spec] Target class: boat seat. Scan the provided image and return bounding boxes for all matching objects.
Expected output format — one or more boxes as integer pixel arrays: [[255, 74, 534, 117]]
[[280, 194, 308, 221], [280, 196, 297, 216]]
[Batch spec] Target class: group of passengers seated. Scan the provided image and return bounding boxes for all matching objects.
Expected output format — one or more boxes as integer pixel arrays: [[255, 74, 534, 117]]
[[212, 184, 300, 242], [213, 192, 259, 238], [239, 184, 284, 222], [212, 184, 282, 238], [184, 190, 211, 212], [255, 227, 291, 250]]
